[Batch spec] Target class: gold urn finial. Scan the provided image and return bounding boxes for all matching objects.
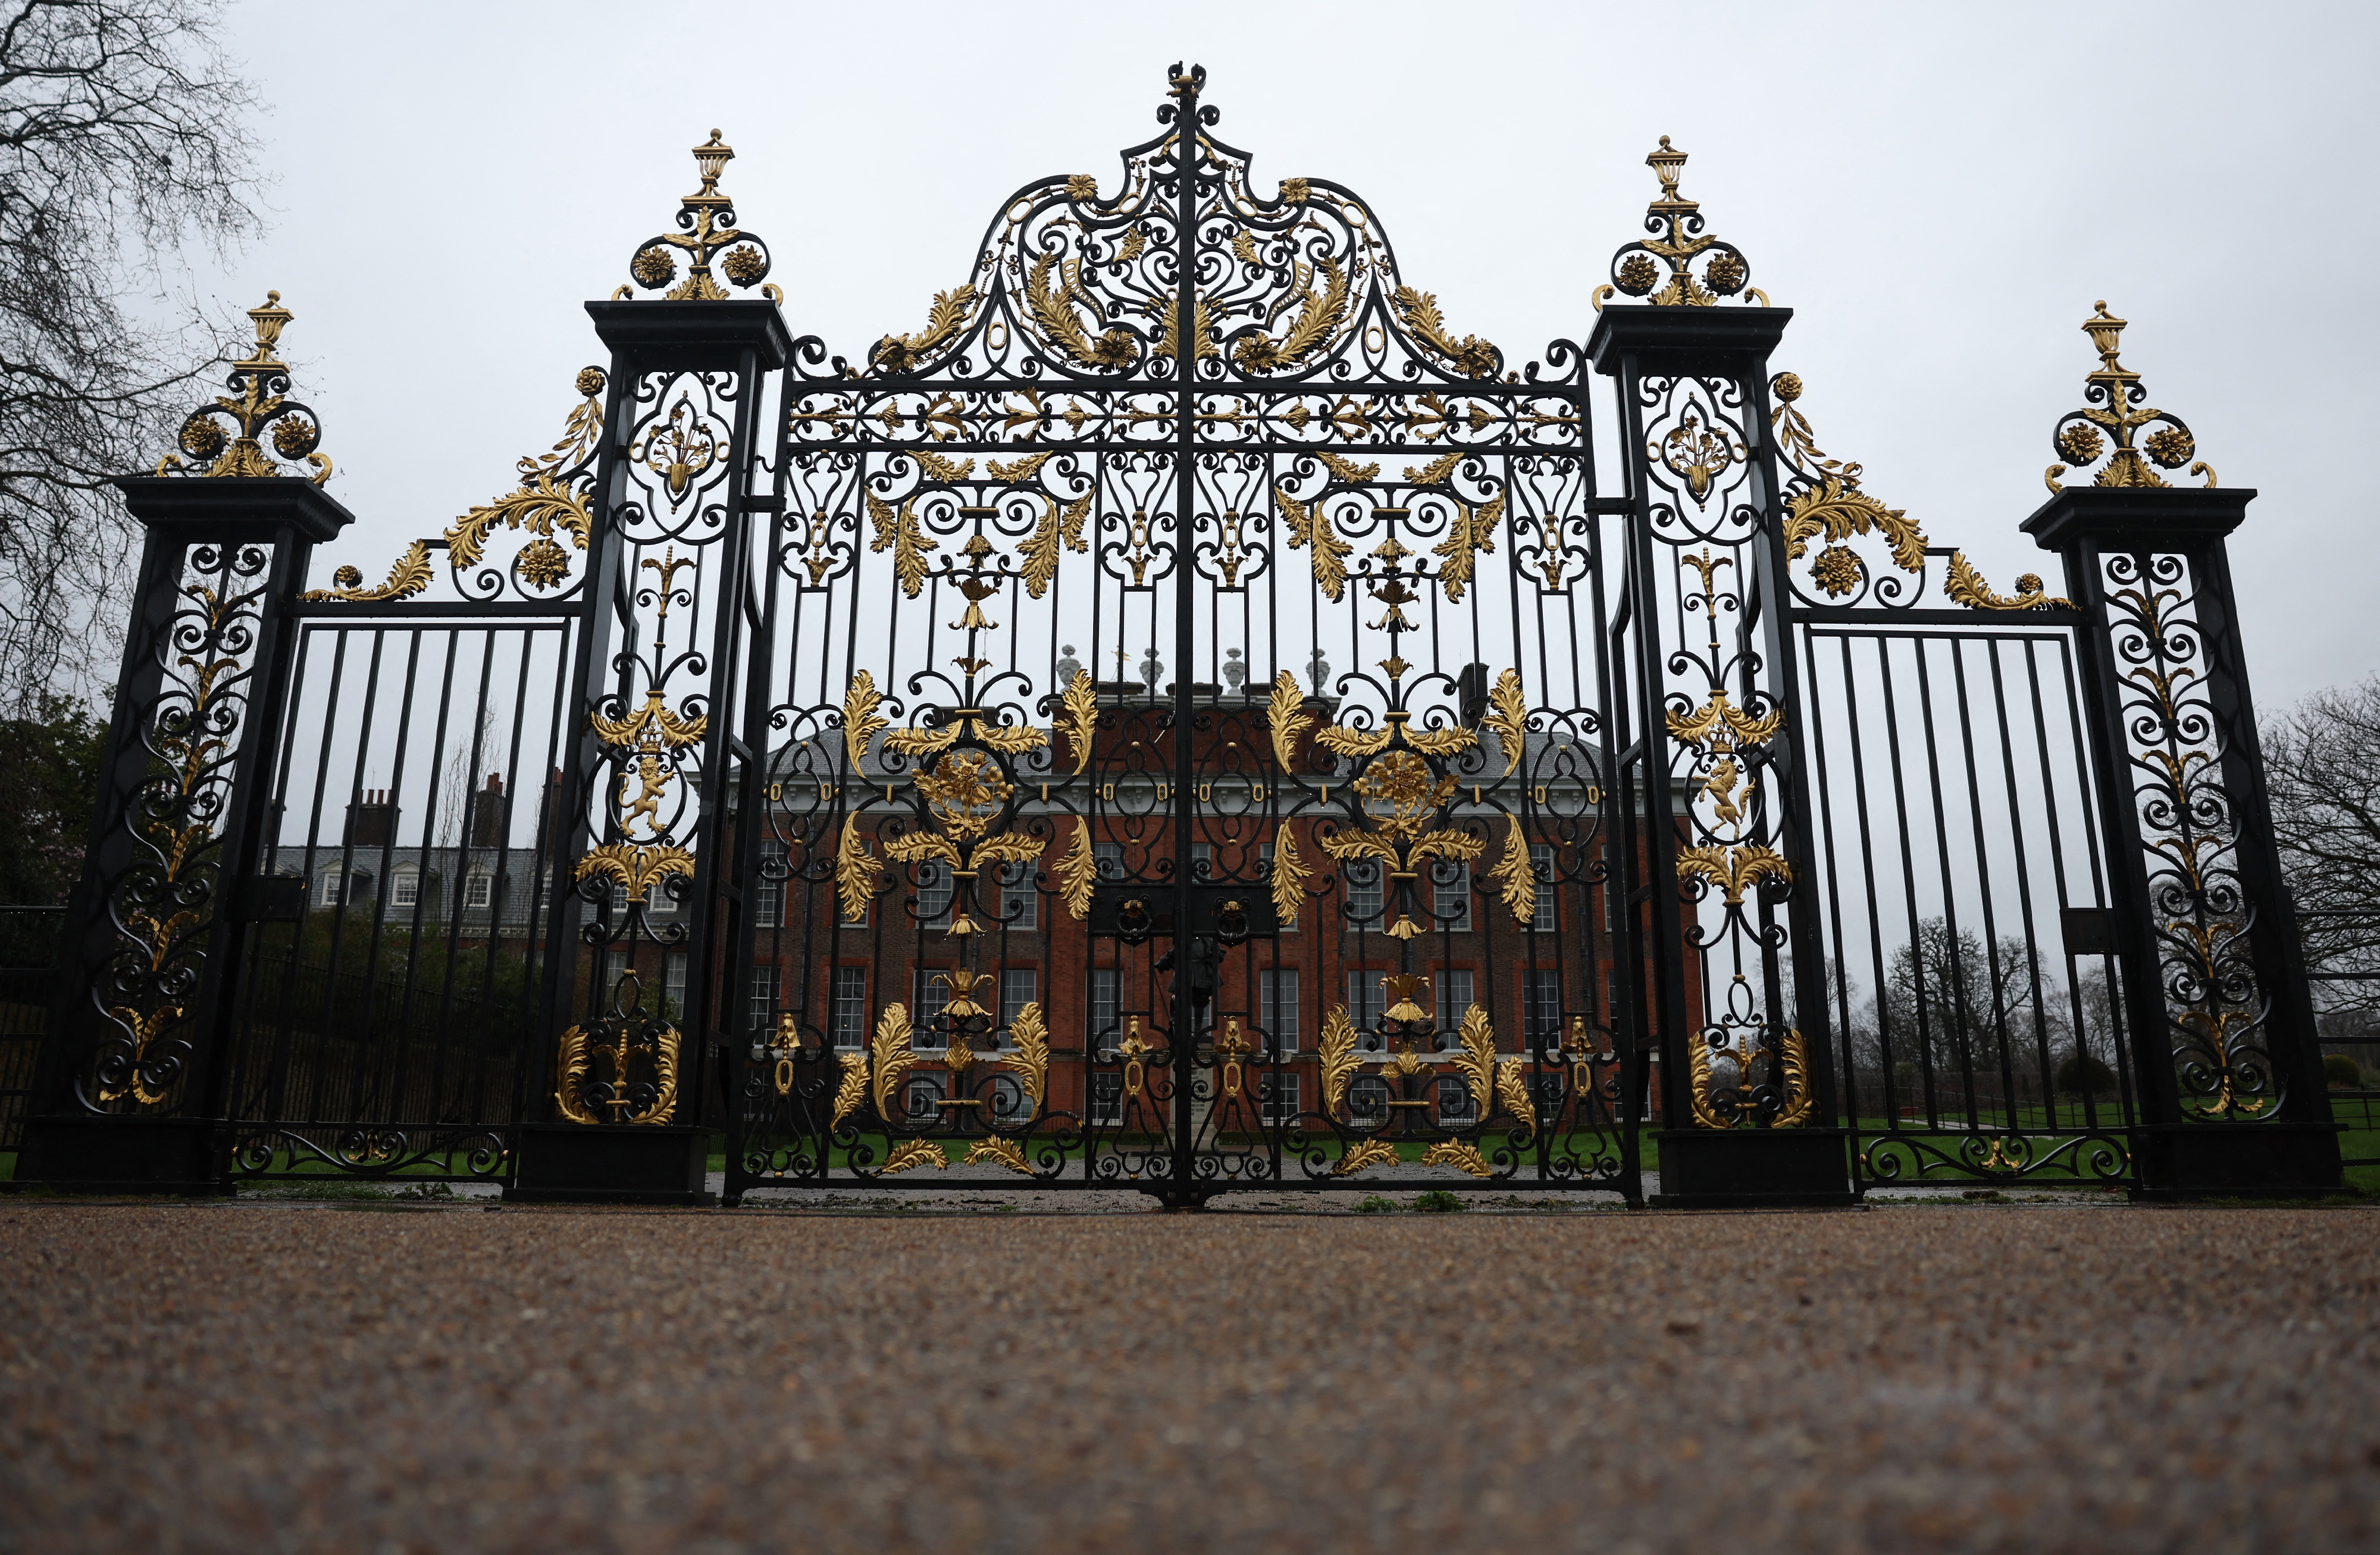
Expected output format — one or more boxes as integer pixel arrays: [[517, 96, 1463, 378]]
[[2081, 301, 2135, 383], [240, 290, 292, 367], [688, 129, 734, 202], [1646, 135, 1693, 210], [1599, 139, 1761, 310], [618, 129, 774, 303], [2045, 301, 2217, 493], [153, 289, 330, 485]]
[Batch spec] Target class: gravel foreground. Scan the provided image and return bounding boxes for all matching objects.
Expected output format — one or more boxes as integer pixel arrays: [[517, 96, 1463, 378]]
[[2, 1202, 2376, 1553]]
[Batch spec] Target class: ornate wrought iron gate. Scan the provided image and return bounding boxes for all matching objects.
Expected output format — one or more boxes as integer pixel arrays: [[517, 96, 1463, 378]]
[[12, 68, 2343, 1206]]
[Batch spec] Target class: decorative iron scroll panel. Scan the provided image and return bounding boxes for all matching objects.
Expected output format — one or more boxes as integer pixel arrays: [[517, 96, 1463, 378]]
[[734, 70, 1640, 1202], [1764, 372, 2137, 1188]]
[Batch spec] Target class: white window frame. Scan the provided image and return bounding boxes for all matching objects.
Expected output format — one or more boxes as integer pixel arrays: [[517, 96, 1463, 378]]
[[1089, 967, 1120, 1055], [1435, 969, 1476, 1031], [1530, 843, 1556, 925], [1258, 1071, 1301, 1127], [831, 966, 868, 1050], [1089, 1072, 1124, 1126], [465, 871, 494, 911], [748, 965, 777, 1030], [1344, 859, 1383, 920], [998, 860, 1036, 930], [1432, 859, 1471, 931], [1260, 969, 1299, 1053], [756, 838, 788, 928], [391, 869, 419, 909]]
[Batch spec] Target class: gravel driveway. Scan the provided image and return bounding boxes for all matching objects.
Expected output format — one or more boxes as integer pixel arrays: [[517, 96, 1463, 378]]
[[2, 1199, 2375, 1553]]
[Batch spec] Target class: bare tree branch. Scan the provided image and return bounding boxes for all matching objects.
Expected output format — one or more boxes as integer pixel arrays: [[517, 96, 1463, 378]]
[[0, 0, 265, 709], [2263, 675, 2380, 1017]]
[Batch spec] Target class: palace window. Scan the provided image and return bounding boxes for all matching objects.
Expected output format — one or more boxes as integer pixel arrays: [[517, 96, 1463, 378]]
[[1260, 969, 1299, 1053], [832, 967, 868, 1050]]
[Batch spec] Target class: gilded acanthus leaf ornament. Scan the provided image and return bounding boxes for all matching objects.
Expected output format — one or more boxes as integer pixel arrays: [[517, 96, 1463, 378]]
[[1485, 669, 1527, 777], [1676, 842, 1792, 906], [1489, 812, 1536, 924], [553, 1025, 599, 1124], [1003, 1002, 1050, 1112], [1450, 1005, 1498, 1124], [962, 1137, 1034, 1175], [866, 493, 937, 597], [1276, 485, 1349, 600], [872, 284, 979, 374], [1667, 689, 1781, 755], [1232, 256, 1350, 373], [843, 671, 888, 771], [300, 540, 434, 604], [1429, 495, 1502, 603], [1495, 1056, 1536, 1138], [1266, 671, 1311, 772], [989, 451, 1051, 483], [1311, 450, 1382, 484], [870, 1004, 918, 1122], [1056, 818, 1098, 921], [1332, 1138, 1398, 1177], [1391, 286, 1498, 377], [574, 842, 694, 902], [1058, 670, 1099, 775], [1773, 1027, 1815, 1128], [1420, 1140, 1494, 1177], [445, 368, 604, 580], [835, 816, 880, 922], [881, 1139, 948, 1175], [1269, 824, 1308, 927], [1943, 553, 2072, 612], [1019, 493, 1091, 599], [828, 1051, 868, 1134], [1319, 1003, 1361, 1113], [591, 689, 707, 752], [1026, 253, 1139, 369]]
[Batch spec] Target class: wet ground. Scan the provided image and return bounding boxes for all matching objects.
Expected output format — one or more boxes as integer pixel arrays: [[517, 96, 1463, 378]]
[[2, 1197, 2375, 1553]]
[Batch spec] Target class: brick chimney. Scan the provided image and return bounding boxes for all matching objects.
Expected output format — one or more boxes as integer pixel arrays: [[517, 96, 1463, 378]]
[[345, 790, 398, 847], [469, 772, 507, 848]]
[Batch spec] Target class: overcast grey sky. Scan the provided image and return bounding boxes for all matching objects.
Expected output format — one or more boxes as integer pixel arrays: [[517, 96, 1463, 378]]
[[194, 0, 2378, 709]]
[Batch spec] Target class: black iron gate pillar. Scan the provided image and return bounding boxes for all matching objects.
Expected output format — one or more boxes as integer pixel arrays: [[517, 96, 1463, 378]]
[[2022, 307, 2338, 1198], [19, 297, 352, 1193], [508, 136, 790, 1205], [1586, 144, 1852, 1207]]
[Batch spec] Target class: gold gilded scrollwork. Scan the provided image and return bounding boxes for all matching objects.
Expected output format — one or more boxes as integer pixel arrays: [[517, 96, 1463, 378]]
[[1004, 1002, 1051, 1113], [443, 368, 604, 588], [1773, 371, 2071, 610], [1232, 255, 1350, 373], [621, 130, 774, 303], [1319, 1004, 1360, 1114], [155, 292, 334, 486], [872, 284, 979, 374], [1687, 1028, 1815, 1130], [300, 540, 434, 604], [2047, 302, 2217, 493], [552, 1019, 679, 1126]]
